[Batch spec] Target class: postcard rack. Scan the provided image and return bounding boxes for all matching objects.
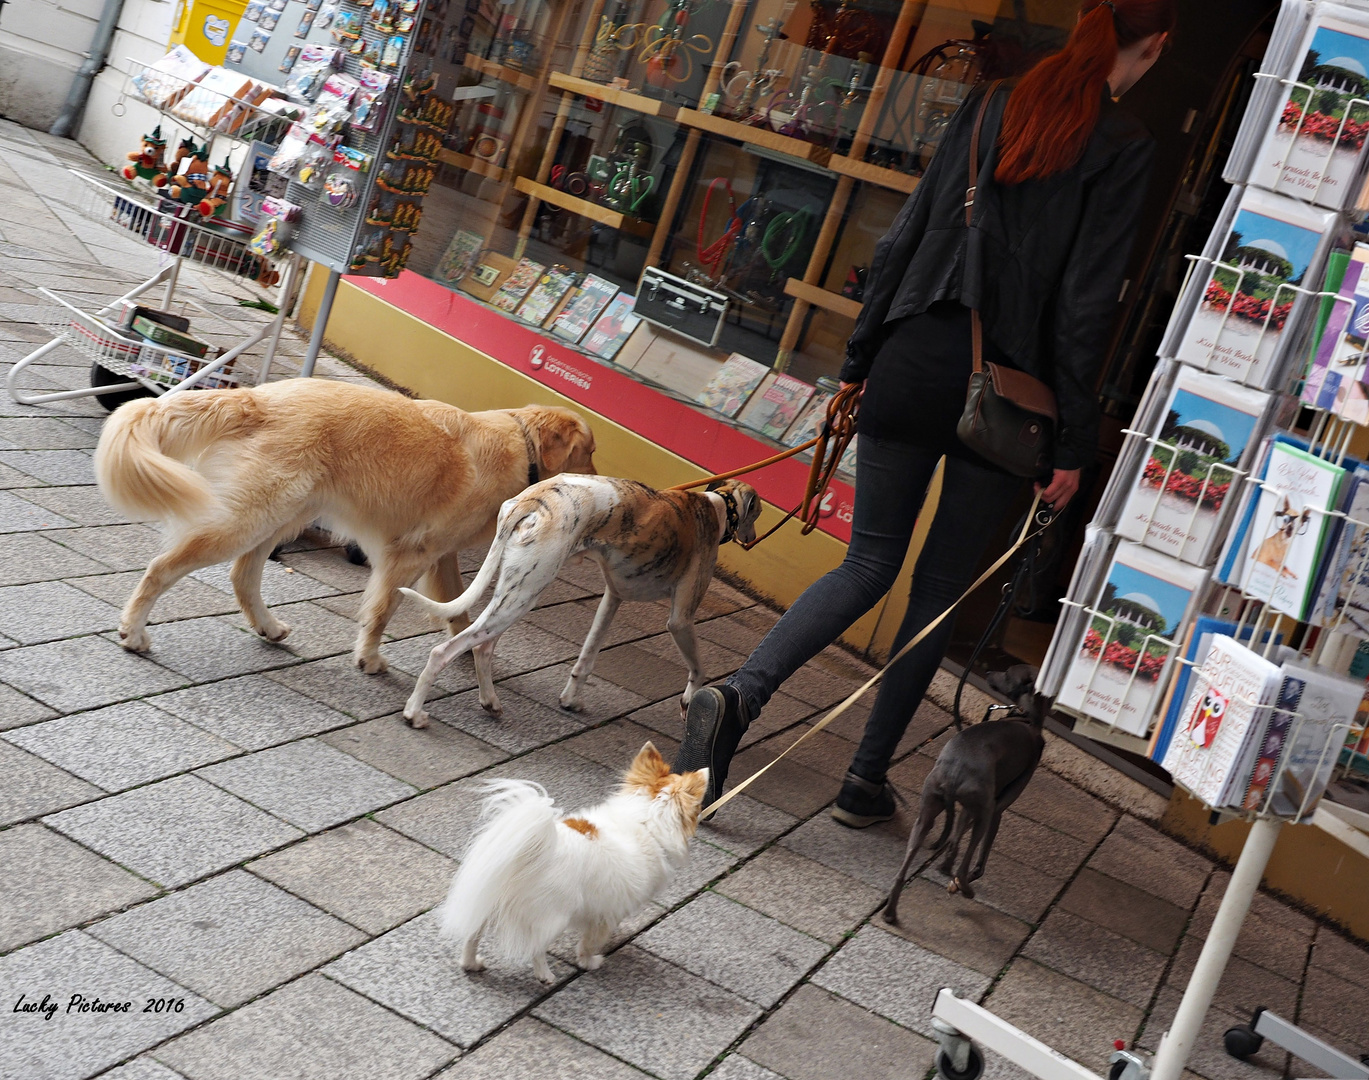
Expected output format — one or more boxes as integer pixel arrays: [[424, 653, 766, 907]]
[[6, 170, 301, 406]]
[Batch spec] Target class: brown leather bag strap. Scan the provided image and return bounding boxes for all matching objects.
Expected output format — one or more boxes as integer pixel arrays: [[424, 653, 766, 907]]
[[966, 81, 1000, 375]]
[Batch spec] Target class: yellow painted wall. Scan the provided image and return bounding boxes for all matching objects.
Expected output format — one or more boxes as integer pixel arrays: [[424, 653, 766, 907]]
[[297, 265, 936, 659]]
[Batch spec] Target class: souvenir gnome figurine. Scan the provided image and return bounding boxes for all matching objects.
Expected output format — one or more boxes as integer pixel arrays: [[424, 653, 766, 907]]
[[168, 143, 210, 205], [196, 157, 234, 220], [122, 125, 167, 184]]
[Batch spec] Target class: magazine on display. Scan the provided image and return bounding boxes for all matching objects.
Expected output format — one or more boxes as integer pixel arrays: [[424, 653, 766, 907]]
[[1251, 6, 1369, 210], [490, 258, 546, 313], [1116, 368, 1271, 565], [551, 275, 619, 343], [516, 266, 577, 326], [581, 295, 640, 360], [695, 354, 770, 417], [1055, 540, 1209, 737], [738, 373, 817, 440], [781, 389, 836, 449], [1172, 188, 1339, 388], [1224, 0, 1316, 185], [1161, 635, 1282, 808], [1265, 664, 1365, 818], [434, 230, 484, 285]]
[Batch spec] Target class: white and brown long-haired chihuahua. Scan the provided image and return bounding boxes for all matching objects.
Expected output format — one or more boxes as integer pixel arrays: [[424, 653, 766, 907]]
[[440, 742, 708, 983]]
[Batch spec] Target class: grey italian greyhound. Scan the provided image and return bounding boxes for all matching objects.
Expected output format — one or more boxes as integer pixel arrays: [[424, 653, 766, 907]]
[[882, 665, 1047, 921]]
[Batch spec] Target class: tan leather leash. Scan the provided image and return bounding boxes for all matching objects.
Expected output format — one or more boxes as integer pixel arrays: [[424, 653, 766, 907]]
[[669, 383, 862, 550], [700, 491, 1049, 818]]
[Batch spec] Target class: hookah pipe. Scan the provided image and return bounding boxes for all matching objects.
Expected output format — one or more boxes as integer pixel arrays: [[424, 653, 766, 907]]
[[830, 50, 872, 147], [732, 18, 787, 121], [642, 0, 709, 86]]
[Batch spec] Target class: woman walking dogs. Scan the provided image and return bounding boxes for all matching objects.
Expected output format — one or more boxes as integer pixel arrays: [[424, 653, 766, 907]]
[[675, 0, 1174, 826]]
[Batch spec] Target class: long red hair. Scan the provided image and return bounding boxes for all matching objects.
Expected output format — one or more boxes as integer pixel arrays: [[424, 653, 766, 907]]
[[994, 0, 1175, 184]]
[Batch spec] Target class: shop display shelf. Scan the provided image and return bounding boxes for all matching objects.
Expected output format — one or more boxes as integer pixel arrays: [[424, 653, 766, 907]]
[[828, 153, 919, 194], [464, 56, 540, 93], [547, 73, 675, 118], [437, 148, 507, 182], [514, 177, 654, 237], [675, 108, 834, 167], [121, 57, 298, 148], [783, 278, 863, 320]]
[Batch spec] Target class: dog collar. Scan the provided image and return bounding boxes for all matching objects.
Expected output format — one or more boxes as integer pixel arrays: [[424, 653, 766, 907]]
[[716, 488, 740, 544], [515, 417, 540, 488]]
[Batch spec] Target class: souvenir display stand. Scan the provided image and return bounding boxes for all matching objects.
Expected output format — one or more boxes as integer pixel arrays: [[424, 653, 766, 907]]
[[932, 4, 1369, 1080]]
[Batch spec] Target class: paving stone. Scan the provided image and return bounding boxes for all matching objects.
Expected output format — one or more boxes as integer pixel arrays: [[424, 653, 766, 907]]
[[500, 661, 649, 719], [0, 824, 158, 951], [196, 739, 415, 833], [562, 718, 681, 771], [44, 774, 303, 889], [1009, 768, 1120, 845], [533, 945, 761, 1080], [734, 692, 821, 750], [15, 485, 130, 526], [921, 851, 1065, 924], [41, 522, 160, 572], [4, 701, 238, 792], [0, 531, 108, 583], [1138, 986, 1289, 1080], [0, 635, 184, 712], [1287, 963, 1367, 1043], [749, 724, 857, 781], [0, 489, 76, 531], [0, 448, 95, 484], [190, 558, 340, 605], [89, 870, 365, 1008], [378, 633, 484, 695], [636, 630, 748, 685], [1088, 815, 1211, 910], [983, 811, 1094, 881], [740, 983, 937, 1080], [875, 875, 1033, 975], [1021, 909, 1168, 1007], [987, 959, 1145, 1071], [0, 417, 99, 449], [637, 891, 828, 1007], [579, 641, 695, 702], [321, 714, 506, 789], [326, 908, 572, 1046], [1166, 935, 1299, 1017], [715, 846, 883, 945], [153, 674, 356, 751], [727, 741, 839, 818], [268, 654, 426, 720], [98, 1059, 190, 1080], [224, 599, 363, 660], [0, 579, 122, 643], [68, 569, 238, 623], [526, 596, 650, 650], [1056, 867, 1189, 954], [279, 548, 373, 592], [249, 818, 456, 935], [696, 793, 798, 858], [1310, 927, 1369, 988], [425, 683, 586, 753], [546, 898, 667, 967], [0, 459, 41, 485], [813, 925, 992, 1037], [654, 839, 739, 908], [155, 973, 457, 1080], [708, 1057, 787, 1080], [0, 932, 217, 1080], [780, 811, 913, 891], [0, 739, 101, 825], [122, 617, 302, 682], [434, 1017, 651, 1079]]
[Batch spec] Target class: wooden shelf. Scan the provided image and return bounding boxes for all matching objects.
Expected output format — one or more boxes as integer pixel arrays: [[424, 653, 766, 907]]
[[784, 278, 863, 320], [547, 73, 675, 118], [828, 154, 919, 195], [675, 109, 834, 167], [437, 149, 506, 182], [464, 57, 539, 93], [514, 177, 653, 237]]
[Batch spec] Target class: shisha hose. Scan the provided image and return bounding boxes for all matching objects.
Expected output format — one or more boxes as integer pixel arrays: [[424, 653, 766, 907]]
[[762, 205, 813, 269], [697, 177, 743, 278]]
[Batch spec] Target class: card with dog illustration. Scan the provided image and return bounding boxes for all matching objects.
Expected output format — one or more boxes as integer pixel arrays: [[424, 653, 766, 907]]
[[1161, 634, 1282, 808], [1238, 441, 1346, 618], [581, 295, 641, 361], [1174, 188, 1337, 388], [738, 373, 816, 440], [1056, 541, 1209, 737], [552, 275, 619, 343], [1117, 368, 1271, 565], [489, 257, 546, 313], [696, 353, 769, 418], [516, 266, 577, 326], [1252, 8, 1369, 211]]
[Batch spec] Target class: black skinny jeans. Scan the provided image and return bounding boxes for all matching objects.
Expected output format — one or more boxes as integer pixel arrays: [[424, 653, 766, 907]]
[[725, 434, 1023, 781]]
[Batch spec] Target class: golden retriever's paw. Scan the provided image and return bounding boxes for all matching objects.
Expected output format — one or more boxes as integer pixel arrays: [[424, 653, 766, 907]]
[[119, 625, 151, 652], [256, 618, 291, 643], [355, 652, 389, 675]]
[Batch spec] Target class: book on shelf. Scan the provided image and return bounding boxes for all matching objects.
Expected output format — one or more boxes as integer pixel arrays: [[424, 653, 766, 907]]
[[1171, 187, 1339, 388], [1237, 440, 1347, 619], [551, 274, 619, 343], [1251, 7, 1369, 211], [1300, 244, 1369, 419], [434, 230, 484, 285], [1116, 367, 1270, 565], [1161, 634, 1282, 808], [489, 257, 545, 313], [516, 266, 577, 326], [1264, 663, 1364, 818], [1055, 540, 1209, 737], [581, 295, 640, 361], [738, 373, 817, 440], [695, 353, 769, 418]]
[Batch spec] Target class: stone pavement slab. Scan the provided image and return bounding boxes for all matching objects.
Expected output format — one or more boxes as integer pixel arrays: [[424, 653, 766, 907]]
[[154, 973, 457, 1080], [268, 653, 427, 720], [425, 683, 587, 753], [1056, 867, 1189, 954], [874, 876, 1032, 976], [0, 931, 217, 1080], [68, 570, 238, 623], [88, 870, 366, 1007], [0, 739, 102, 825], [434, 1017, 652, 1079], [1021, 908, 1168, 1007], [320, 713, 506, 789], [714, 845, 884, 946], [0, 634, 185, 713], [0, 681, 57, 729], [42, 523, 161, 572], [152, 674, 356, 750], [123, 617, 301, 682], [0, 532, 109, 584], [98, 1059, 188, 1080], [248, 818, 457, 935], [0, 488, 76, 531], [1138, 986, 1289, 1080]]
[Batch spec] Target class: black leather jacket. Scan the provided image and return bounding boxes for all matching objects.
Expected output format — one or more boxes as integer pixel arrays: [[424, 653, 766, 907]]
[[840, 82, 1156, 471]]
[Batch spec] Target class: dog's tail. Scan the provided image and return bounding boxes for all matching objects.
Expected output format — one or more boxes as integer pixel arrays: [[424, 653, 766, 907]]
[[94, 391, 262, 522], [439, 780, 563, 962], [399, 495, 522, 620]]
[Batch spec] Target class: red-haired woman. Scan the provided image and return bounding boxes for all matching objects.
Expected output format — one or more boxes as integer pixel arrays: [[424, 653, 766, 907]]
[[677, 0, 1174, 824]]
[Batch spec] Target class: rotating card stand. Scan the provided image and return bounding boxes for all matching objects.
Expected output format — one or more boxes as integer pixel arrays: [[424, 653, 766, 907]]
[[1251, 73, 1369, 209], [117, 58, 300, 146], [6, 170, 301, 406]]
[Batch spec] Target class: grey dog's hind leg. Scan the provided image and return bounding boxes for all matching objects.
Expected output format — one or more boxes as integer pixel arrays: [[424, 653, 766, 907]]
[[882, 790, 946, 924]]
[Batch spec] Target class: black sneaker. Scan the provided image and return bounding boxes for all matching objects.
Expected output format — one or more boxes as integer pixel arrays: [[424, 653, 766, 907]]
[[673, 685, 747, 815], [831, 770, 897, 828]]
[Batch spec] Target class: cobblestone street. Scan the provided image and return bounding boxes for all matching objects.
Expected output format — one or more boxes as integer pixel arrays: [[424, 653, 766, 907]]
[[0, 119, 1367, 1080]]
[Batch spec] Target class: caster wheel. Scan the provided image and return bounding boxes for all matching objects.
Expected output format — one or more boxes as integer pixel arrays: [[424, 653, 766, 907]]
[[91, 362, 154, 412], [937, 1047, 984, 1080], [1224, 1025, 1264, 1061], [1108, 1061, 1128, 1080]]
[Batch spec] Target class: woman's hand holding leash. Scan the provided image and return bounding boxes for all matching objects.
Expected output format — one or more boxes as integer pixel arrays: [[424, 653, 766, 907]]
[[1036, 467, 1079, 510]]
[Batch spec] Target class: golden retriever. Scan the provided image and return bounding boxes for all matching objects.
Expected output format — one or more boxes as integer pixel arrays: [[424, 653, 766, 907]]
[[94, 378, 596, 674]]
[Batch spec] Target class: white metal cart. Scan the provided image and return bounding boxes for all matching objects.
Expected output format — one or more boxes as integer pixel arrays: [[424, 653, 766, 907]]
[[7, 170, 301, 409]]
